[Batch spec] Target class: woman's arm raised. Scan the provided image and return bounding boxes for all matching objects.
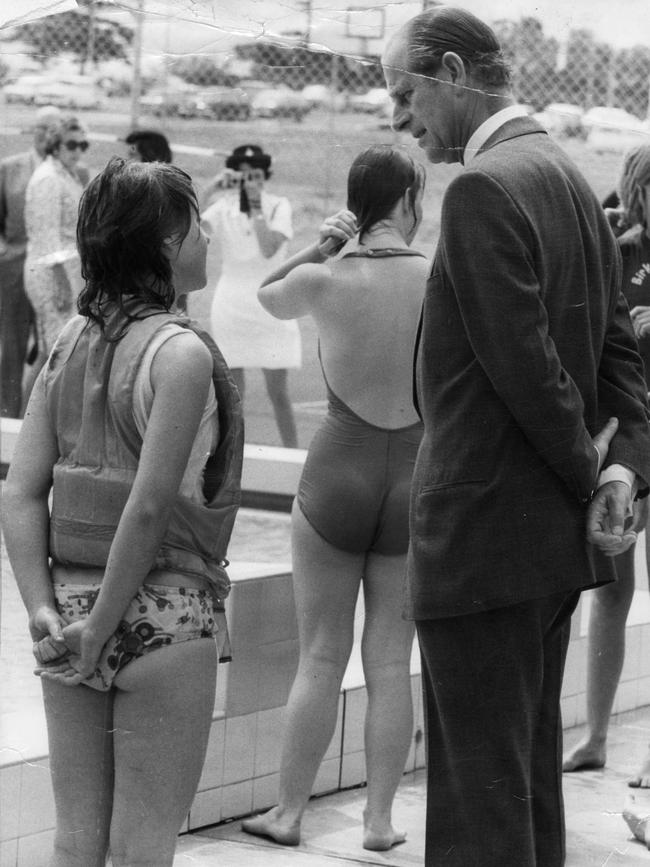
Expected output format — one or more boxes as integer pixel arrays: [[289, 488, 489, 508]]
[[258, 209, 357, 320]]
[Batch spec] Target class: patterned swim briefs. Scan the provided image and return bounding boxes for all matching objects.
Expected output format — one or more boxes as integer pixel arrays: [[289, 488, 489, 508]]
[[53, 582, 231, 692]]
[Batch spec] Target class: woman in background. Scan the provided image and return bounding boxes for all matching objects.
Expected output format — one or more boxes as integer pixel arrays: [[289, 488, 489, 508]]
[[561, 144, 650, 839], [201, 143, 300, 447], [242, 145, 428, 851], [3, 157, 243, 867], [23, 115, 88, 368]]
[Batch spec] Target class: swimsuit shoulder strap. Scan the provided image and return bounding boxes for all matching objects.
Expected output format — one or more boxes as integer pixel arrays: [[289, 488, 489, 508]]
[[340, 248, 428, 260]]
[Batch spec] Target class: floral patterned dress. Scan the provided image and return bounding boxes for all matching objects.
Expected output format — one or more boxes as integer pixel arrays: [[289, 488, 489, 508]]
[[24, 156, 84, 356]]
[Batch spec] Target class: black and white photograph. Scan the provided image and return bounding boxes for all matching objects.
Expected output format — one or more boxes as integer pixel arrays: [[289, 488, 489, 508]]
[[2, 1, 650, 865]]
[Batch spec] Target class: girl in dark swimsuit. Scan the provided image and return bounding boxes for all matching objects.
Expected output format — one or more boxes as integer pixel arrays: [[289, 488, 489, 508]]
[[242, 145, 429, 851]]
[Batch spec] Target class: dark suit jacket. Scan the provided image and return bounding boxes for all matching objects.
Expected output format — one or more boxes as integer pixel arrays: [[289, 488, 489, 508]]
[[0, 150, 38, 263], [407, 117, 650, 619]]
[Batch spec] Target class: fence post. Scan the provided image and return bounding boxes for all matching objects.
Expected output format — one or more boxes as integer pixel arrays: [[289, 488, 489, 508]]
[[323, 50, 340, 215], [129, 0, 145, 129]]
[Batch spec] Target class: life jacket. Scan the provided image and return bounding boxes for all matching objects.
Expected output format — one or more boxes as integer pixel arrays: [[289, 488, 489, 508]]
[[42, 304, 244, 604]]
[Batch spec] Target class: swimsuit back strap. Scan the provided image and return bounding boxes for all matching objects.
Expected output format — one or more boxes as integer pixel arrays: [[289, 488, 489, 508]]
[[340, 248, 428, 260]]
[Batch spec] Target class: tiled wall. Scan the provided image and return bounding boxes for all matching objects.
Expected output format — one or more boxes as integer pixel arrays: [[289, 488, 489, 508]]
[[2, 565, 650, 866]]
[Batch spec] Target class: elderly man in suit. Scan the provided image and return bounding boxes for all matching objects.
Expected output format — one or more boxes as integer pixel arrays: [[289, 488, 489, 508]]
[[0, 105, 62, 417], [382, 7, 650, 866]]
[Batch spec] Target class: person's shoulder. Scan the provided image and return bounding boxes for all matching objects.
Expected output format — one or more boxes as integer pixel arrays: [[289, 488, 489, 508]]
[[0, 150, 31, 170], [203, 192, 234, 217], [444, 167, 505, 206], [288, 261, 331, 291], [618, 225, 645, 257], [151, 325, 212, 381], [28, 158, 54, 183]]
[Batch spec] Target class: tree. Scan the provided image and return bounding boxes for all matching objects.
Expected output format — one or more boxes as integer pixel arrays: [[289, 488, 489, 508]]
[[612, 45, 650, 118], [233, 40, 384, 92], [168, 56, 239, 87], [12, 3, 133, 68], [493, 17, 559, 110]]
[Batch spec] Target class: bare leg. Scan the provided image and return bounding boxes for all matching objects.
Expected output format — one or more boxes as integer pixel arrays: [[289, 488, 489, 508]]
[[623, 794, 650, 846], [361, 551, 414, 850], [629, 520, 650, 787], [263, 368, 298, 448], [110, 638, 217, 867], [562, 545, 635, 772], [242, 502, 363, 844], [41, 680, 114, 867]]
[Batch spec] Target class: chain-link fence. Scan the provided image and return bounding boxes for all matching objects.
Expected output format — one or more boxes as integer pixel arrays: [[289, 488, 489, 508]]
[[3, 2, 650, 294], [3, 4, 650, 252], [2, 3, 650, 262], [2, 4, 649, 142]]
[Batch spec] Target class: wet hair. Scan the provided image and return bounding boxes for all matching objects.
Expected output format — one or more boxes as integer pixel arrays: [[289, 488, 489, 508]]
[[76, 157, 198, 334], [347, 145, 425, 241], [404, 6, 511, 90], [124, 129, 173, 163], [618, 144, 650, 231], [43, 116, 85, 155]]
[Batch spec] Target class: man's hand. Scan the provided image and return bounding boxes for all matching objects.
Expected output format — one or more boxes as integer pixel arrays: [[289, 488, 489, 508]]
[[630, 306, 650, 340], [593, 416, 619, 474], [587, 480, 636, 556]]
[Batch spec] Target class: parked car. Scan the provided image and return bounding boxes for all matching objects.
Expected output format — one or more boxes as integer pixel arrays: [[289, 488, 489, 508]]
[[301, 84, 346, 112], [32, 75, 105, 110], [348, 88, 392, 115], [3, 74, 49, 104], [583, 106, 650, 152], [532, 103, 585, 138], [250, 86, 310, 121], [177, 87, 250, 120], [4, 73, 105, 110], [140, 78, 198, 117], [140, 85, 196, 117]]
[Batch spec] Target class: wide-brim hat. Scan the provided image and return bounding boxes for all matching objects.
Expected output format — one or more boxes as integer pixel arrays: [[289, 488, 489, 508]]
[[225, 144, 271, 172]]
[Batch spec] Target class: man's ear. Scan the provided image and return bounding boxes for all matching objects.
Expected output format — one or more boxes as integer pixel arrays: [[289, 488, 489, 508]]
[[440, 51, 467, 87]]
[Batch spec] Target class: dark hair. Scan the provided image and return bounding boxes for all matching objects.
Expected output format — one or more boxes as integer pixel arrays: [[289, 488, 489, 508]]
[[405, 7, 511, 89], [347, 145, 425, 241], [225, 144, 272, 179], [125, 129, 173, 163], [76, 157, 198, 334], [618, 144, 650, 231], [44, 116, 85, 156]]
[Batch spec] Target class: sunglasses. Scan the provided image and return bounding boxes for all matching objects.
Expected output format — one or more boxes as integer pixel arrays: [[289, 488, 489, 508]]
[[64, 140, 89, 152]]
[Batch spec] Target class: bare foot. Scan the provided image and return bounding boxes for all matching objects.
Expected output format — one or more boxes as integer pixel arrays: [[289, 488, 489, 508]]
[[629, 750, 650, 788], [623, 794, 650, 847], [363, 825, 407, 851], [241, 808, 301, 846], [562, 738, 606, 772]]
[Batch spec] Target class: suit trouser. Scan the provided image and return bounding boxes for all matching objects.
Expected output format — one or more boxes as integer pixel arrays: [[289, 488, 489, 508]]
[[416, 588, 580, 867], [0, 257, 33, 418]]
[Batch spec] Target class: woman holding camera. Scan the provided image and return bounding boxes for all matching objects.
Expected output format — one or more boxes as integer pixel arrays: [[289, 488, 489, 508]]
[[242, 144, 428, 850], [201, 144, 300, 447]]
